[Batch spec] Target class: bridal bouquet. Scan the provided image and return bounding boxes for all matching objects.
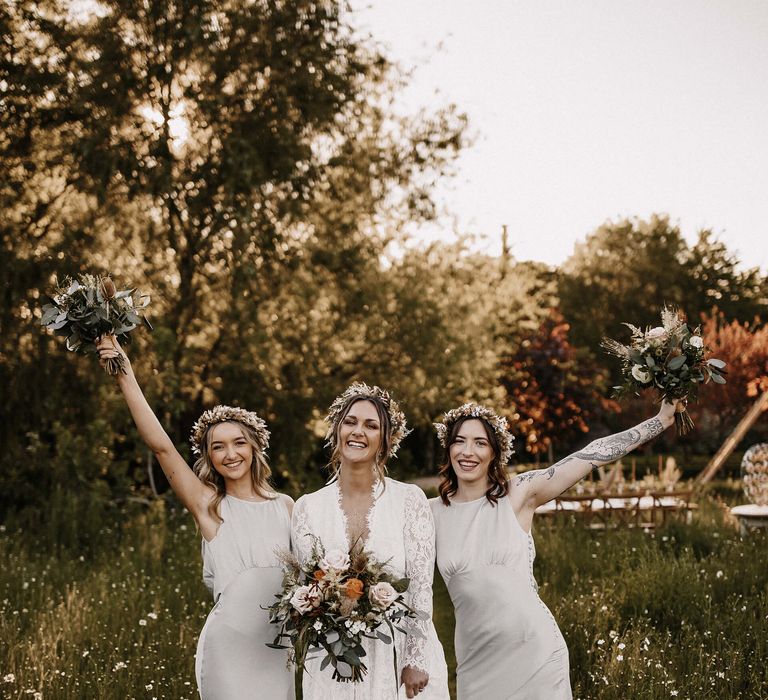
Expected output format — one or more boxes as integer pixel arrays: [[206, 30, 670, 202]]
[[601, 307, 726, 434], [267, 536, 422, 699], [40, 274, 152, 375]]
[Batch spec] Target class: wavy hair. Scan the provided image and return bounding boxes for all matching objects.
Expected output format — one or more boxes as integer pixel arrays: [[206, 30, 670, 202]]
[[327, 396, 392, 485], [438, 415, 509, 506], [193, 420, 274, 522]]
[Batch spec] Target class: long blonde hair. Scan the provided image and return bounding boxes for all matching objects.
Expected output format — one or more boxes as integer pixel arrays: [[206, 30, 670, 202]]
[[193, 420, 274, 522], [327, 396, 393, 484]]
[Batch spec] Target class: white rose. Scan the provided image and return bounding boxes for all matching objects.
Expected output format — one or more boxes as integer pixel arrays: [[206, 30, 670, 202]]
[[320, 549, 350, 572], [631, 365, 652, 383], [647, 327, 666, 340], [688, 335, 703, 348], [290, 585, 321, 614], [369, 581, 398, 609]]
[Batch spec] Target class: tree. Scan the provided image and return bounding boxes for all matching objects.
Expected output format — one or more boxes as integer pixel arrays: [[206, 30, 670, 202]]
[[689, 312, 768, 447], [498, 310, 617, 461], [1, 0, 467, 506], [559, 215, 767, 370]]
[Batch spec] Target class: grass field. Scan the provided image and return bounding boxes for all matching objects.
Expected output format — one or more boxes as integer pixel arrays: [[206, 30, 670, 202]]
[[1, 484, 766, 699]]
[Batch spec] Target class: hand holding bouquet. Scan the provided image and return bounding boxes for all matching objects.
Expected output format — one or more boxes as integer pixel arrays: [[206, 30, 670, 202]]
[[267, 536, 424, 699], [40, 274, 152, 375], [601, 307, 726, 434]]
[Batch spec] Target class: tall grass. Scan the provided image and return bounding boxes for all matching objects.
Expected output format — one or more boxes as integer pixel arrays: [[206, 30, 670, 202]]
[[1, 487, 766, 699]]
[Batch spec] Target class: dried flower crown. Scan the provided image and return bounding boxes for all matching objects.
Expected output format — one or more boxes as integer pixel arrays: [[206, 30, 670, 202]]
[[325, 382, 411, 459], [190, 405, 270, 456], [434, 403, 515, 466]]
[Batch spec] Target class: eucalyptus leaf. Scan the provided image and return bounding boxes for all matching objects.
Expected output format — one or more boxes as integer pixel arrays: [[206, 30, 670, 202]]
[[711, 373, 726, 384], [335, 661, 352, 677], [707, 358, 727, 369], [667, 355, 686, 370]]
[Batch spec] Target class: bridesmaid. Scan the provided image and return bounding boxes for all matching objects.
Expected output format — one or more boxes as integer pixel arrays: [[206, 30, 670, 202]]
[[97, 336, 293, 699], [429, 401, 681, 699]]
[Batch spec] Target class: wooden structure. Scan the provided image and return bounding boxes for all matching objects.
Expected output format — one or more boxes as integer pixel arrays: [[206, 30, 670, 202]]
[[696, 390, 768, 485]]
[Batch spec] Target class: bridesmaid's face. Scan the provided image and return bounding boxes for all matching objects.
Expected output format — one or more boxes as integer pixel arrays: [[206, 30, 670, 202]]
[[339, 400, 382, 467], [449, 419, 494, 487], [209, 422, 254, 482]]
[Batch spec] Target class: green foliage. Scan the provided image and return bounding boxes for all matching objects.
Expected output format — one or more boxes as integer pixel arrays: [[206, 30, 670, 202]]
[[559, 215, 767, 361]]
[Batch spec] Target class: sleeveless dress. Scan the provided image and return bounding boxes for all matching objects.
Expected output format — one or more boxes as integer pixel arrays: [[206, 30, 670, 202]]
[[430, 493, 572, 700], [195, 495, 293, 700], [292, 478, 449, 700]]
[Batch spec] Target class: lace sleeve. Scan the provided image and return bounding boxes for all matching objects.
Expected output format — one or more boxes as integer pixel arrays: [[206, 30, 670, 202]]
[[291, 495, 313, 564], [402, 485, 436, 674]]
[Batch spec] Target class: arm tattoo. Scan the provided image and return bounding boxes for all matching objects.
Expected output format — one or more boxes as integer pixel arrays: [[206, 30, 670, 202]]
[[516, 416, 664, 484]]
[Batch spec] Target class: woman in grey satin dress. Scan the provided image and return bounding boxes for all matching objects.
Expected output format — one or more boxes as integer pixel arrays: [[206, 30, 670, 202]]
[[429, 401, 681, 699], [98, 336, 293, 699]]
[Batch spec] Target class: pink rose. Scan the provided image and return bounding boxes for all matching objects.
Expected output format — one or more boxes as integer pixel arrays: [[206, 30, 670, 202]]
[[290, 585, 322, 614], [320, 549, 350, 572], [369, 581, 398, 609]]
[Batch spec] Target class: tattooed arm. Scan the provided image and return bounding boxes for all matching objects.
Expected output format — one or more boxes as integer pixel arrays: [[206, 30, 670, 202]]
[[514, 400, 680, 511]]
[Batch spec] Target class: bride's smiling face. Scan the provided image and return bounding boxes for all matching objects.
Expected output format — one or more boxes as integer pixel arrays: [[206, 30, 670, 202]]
[[338, 400, 382, 467]]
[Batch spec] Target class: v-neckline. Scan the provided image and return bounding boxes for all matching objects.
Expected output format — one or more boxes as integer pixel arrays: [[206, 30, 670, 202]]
[[333, 478, 382, 551]]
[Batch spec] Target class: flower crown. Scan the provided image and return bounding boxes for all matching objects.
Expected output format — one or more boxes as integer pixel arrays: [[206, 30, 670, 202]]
[[325, 382, 411, 459], [434, 403, 515, 466], [190, 405, 270, 457]]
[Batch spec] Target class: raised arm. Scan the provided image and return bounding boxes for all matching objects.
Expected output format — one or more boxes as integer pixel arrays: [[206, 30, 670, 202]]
[[97, 336, 215, 531], [515, 400, 680, 511]]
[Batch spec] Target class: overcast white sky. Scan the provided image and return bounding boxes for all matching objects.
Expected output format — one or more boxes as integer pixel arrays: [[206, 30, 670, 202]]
[[349, 0, 768, 271]]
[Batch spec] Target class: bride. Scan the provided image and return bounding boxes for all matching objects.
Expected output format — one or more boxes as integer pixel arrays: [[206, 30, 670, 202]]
[[291, 383, 449, 699]]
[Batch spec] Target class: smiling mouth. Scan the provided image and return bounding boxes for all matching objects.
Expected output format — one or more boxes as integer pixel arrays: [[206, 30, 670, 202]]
[[223, 460, 243, 469], [457, 460, 479, 471], [346, 441, 368, 450]]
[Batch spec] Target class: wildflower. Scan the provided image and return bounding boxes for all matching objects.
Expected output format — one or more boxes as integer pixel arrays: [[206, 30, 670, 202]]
[[597, 639, 605, 646], [716, 570, 723, 579], [3, 674, 15, 683], [617, 655, 624, 661], [147, 612, 158, 620], [113, 661, 127, 671], [139, 619, 147, 626], [618, 643, 626, 650]]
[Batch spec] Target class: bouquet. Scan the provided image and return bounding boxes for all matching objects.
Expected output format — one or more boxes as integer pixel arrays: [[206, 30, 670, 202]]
[[40, 274, 152, 375], [267, 536, 424, 700], [601, 307, 726, 434]]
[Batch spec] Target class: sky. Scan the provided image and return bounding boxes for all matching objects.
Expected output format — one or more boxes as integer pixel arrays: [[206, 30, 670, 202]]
[[348, 0, 768, 271]]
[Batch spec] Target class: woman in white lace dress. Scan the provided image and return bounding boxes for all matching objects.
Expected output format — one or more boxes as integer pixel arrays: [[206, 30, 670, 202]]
[[292, 383, 449, 699]]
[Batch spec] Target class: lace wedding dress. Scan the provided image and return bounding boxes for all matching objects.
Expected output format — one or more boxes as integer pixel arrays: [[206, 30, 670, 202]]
[[292, 477, 449, 699]]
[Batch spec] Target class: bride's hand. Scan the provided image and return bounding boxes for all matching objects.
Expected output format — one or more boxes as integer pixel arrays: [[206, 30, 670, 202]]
[[401, 666, 429, 698], [96, 335, 131, 375]]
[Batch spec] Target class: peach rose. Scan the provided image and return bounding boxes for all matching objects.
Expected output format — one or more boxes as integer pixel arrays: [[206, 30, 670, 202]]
[[313, 569, 326, 582], [344, 578, 364, 601]]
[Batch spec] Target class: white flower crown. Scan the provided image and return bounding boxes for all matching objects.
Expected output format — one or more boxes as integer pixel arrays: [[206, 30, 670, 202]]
[[189, 405, 270, 457], [434, 403, 515, 466]]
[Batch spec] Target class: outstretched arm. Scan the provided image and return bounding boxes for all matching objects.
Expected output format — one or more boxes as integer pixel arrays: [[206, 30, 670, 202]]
[[97, 336, 215, 531], [515, 400, 680, 510]]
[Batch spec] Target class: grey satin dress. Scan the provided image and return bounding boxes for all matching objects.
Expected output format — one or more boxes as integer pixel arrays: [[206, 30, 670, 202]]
[[194, 495, 293, 700], [430, 494, 572, 700]]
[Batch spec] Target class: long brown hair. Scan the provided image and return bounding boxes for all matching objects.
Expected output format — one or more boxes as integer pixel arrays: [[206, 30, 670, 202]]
[[438, 416, 509, 506], [327, 396, 392, 484], [193, 421, 274, 522]]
